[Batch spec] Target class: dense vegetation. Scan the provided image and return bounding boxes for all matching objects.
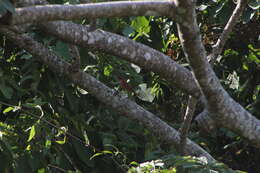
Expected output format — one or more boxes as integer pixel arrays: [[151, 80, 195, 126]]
[[0, 0, 259, 172]]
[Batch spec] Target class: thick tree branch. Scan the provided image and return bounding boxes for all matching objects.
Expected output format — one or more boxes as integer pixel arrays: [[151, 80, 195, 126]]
[[209, 0, 249, 63], [11, 0, 260, 147], [174, 0, 260, 147], [40, 20, 260, 147], [39, 21, 202, 98], [0, 27, 215, 162], [197, 0, 248, 130], [8, 1, 174, 25]]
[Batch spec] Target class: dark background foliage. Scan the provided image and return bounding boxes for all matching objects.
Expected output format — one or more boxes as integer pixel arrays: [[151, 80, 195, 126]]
[[0, 0, 259, 172]]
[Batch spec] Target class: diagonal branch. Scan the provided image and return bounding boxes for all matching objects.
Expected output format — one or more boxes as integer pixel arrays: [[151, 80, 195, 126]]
[[39, 21, 202, 98], [7, 1, 174, 25], [14, 0, 260, 147], [174, 0, 260, 147], [40, 20, 260, 147], [179, 96, 197, 155], [0, 27, 216, 162], [209, 0, 249, 63]]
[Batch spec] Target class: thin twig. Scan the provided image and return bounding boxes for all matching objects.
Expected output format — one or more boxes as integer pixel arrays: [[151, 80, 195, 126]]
[[179, 96, 198, 155], [209, 0, 248, 64], [47, 164, 67, 172]]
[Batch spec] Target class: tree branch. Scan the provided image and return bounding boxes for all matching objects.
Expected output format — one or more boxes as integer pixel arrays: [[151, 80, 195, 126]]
[[11, 0, 260, 148], [39, 21, 202, 98], [179, 96, 197, 155], [174, 0, 260, 147], [209, 0, 249, 64], [40, 19, 260, 147], [8, 1, 174, 25], [0, 27, 216, 162]]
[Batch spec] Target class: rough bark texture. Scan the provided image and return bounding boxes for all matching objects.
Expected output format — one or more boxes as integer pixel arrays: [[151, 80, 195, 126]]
[[39, 21, 202, 98], [0, 28, 215, 162], [2, 0, 260, 149], [174, 0, 260, 147], [9, 1, 174, 25]]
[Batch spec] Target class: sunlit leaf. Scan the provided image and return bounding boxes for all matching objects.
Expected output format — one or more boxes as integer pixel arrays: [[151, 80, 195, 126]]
[[55, 136, 66, 145], [27, 125, 36, 142], [131, 16, 151, 39], [3, 107, 13, 114], [104, 65, 113, 76], [37, 168, 45, 173], [90, 152, 103, 160], [45, 139, 51, 148]]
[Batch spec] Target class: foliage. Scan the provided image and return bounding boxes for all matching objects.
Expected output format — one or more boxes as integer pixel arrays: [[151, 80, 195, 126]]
[[0, 0, 259, 172], [128, 155, 247, 173]]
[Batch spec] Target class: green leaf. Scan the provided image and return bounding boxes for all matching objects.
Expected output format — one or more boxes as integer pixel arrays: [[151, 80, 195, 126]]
[[0, 83, 13, 99], [27, 125, 36, 142], [3, 107, 13, 114], [90, 152, 103, 160], [37, 168, 45, 173], [53, 41, 71, 60], [45, 139, 51, 148], [131, 16, 151, 39], [55, 136, 66, 144], [103, 65, 113, 76]]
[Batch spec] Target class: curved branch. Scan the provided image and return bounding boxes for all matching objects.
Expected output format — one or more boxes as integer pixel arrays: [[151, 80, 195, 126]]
[[175, 0, 260, 147], [14, 0, 260, 147], [39, 21, 202, 98], [8, 1, 174, 25], [209, 0, 249, 63], [0, 27, 215, 162]]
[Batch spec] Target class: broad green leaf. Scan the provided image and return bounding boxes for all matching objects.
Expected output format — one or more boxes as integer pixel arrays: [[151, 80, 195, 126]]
[[3, 107, 13, 114], [27, 125, 36, 142], [131, 16, 151, 39]]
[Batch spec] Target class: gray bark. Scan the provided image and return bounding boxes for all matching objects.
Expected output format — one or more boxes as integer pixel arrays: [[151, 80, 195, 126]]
[[9, 1, 174, 25], [0, 27, 215, 162], [174, 0, 260, 147]]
